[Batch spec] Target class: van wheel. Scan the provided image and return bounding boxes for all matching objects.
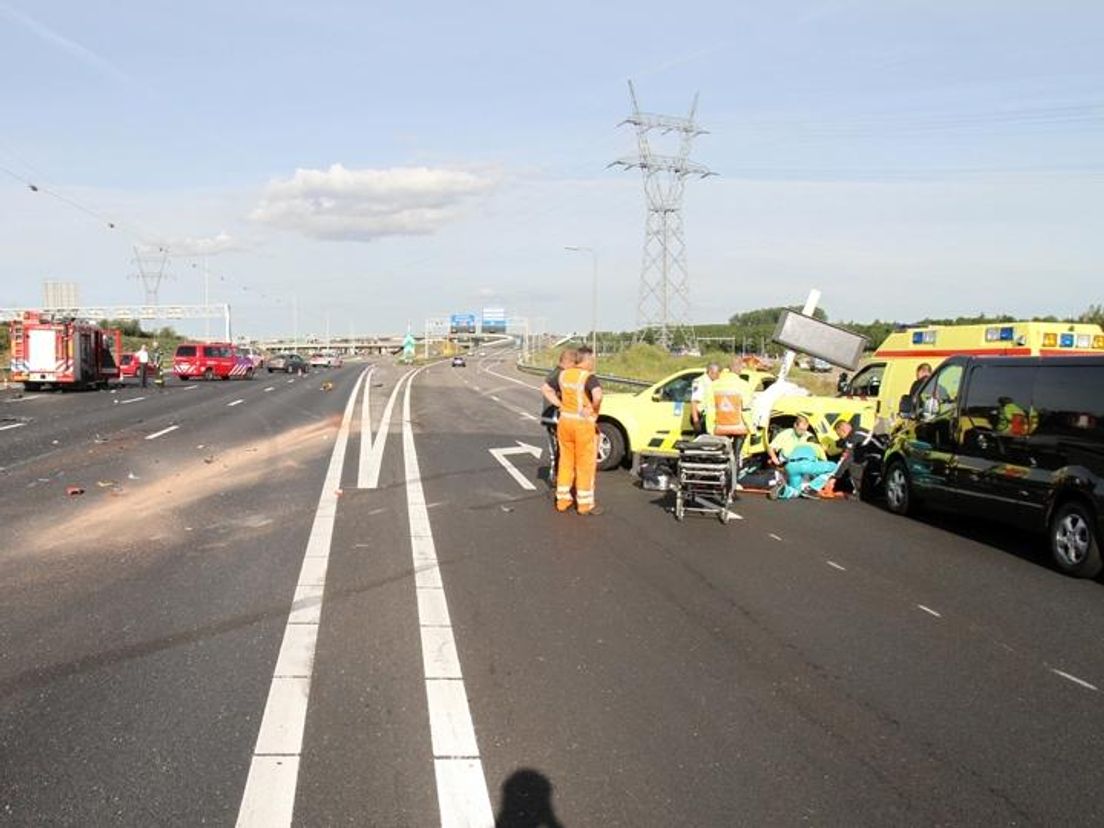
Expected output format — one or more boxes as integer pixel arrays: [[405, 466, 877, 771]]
[[596, 422, 625, 471], [884, 459, 913, 516], [203, 368, 214, 381], [1050, 501, 1102, 578]]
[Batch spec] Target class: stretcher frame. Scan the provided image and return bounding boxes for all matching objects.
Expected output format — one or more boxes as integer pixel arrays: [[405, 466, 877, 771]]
[[673, 436, 736, 524]]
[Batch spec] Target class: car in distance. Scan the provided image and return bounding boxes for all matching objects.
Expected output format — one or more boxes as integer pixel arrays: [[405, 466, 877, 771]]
[[173, 342, 254, 380], [451, 355, 466, 367], [118, 353, 138, 378], [267, 353, 309, 374]]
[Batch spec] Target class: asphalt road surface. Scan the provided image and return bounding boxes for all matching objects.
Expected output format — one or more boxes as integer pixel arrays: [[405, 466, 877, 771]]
[[2, 352, 1103, 826]]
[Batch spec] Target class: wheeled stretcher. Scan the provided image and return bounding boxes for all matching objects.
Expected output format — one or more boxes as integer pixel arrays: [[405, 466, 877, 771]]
[[673, 435, 737, 523]]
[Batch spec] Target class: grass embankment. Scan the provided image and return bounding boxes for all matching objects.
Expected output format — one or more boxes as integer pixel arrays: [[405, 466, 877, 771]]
[[529, 343, 840, 396]]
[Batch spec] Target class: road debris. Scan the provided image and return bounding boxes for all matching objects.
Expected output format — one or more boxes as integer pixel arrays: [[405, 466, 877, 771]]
[[66, 486, 85, 496]]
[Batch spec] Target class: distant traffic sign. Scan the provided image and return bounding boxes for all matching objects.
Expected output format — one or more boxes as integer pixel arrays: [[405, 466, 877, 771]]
[[482, 307, 506, 334], [450, 313, 476, 335]]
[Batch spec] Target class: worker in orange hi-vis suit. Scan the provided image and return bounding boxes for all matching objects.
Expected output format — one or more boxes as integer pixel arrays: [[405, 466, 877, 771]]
[[554, 347, 604, 515]]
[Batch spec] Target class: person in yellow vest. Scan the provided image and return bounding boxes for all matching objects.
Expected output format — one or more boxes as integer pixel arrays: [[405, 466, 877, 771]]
[[690, 363, 721, 435], [554, 347, 604, 515], [707, 367, 750, 497]]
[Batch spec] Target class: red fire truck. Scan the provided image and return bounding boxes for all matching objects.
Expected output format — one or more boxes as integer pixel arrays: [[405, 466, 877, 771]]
[[8, 311, 122, 391]]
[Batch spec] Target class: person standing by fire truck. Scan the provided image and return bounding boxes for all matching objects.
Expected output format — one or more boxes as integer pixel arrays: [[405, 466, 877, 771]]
[[136, 344, 150, 387]]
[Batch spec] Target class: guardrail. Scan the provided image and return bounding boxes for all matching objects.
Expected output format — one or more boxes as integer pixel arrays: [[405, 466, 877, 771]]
[[516, 362, 652, 391]]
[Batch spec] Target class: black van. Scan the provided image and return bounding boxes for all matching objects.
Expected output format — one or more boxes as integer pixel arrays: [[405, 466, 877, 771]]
[[883, 355, 1104, 578]]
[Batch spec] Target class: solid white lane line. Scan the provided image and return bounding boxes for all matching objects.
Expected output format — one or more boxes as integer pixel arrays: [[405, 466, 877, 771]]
[[264, 386, 275, 392], [359, 367, 414, 489], [228, 399, 245, 407], [356, 367, 376, 488], [1051, 669, 1099, 691], [769, 533, 782, 541], [402, 367, 494, 825], [826, 561, 847, 571], [0, 422, 26, 431], [119, 396, 146, 405], [917, 604, 942, 618], [236, 368, 367, 828], [145, 425, 179, 440], [480, 364, 541, 390]]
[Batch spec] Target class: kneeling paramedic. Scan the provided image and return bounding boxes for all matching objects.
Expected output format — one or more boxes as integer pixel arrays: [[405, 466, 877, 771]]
[[554, 347, 604, 515], [767, 414, 837, 500]]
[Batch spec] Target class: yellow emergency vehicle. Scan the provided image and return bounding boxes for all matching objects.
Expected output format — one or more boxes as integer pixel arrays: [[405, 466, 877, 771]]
[[772, 321, 1104, 434], [596, 368, 775, 470]]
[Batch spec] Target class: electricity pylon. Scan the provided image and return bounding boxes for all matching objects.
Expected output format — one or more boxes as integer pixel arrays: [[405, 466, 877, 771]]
[[610, 81, 715, 349]]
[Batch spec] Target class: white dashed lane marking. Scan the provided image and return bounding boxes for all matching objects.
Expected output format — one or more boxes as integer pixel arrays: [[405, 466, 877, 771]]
[[4, 395, 41, 403], [917, 604, 942, 618], [826, 561, 847, 571], [1051, 669, 1099, 691], [263, 387, 275, 392], [119, 396, 146, 405], [768, 533, 782, 541], [0, 422, 27, 431], [228, 399, 245, 407], [145, 425, 179, 440]]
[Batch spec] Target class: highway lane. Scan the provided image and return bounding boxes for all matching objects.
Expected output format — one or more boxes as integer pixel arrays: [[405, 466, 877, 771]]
[[0, 363, 372, 825], [397, 356, 1104, 824], [2, 353, 1104, 825]]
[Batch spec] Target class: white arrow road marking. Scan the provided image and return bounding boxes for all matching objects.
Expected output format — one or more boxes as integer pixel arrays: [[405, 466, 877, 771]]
[[489, 441, 542, 491], [359, 367, 412, 489]]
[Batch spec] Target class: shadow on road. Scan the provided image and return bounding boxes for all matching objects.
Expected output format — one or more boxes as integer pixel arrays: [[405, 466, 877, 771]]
[[495, 768, 564, 828], [915, 510, 1104, 583]]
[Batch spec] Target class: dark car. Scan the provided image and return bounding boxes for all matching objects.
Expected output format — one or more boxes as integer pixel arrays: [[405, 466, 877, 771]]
[[451, 356, 466, 367], [883, 355, 1104, 577], [267, 353, 309, 374]]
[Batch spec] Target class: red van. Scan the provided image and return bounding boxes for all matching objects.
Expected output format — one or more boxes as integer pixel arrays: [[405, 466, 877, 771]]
[[173, 342, 255, 381]]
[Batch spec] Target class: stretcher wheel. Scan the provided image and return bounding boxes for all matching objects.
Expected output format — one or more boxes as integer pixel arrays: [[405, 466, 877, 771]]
[[720, 508, 730, 525], [674, 492, 685, 521]]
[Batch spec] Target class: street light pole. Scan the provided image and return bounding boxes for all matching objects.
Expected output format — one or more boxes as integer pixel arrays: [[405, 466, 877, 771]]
[[564, 246, 598, 361]]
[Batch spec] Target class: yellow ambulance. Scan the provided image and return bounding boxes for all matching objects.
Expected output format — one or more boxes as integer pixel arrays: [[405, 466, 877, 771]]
[[772, 321, 1104, 435]]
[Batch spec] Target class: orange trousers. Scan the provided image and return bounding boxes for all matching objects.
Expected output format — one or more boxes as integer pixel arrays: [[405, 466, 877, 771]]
[[555, 418, 597, 513]]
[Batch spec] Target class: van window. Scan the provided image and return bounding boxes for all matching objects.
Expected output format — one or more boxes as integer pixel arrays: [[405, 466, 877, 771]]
[[918, 363, 964, 418], [1033, 365, 1104, 438], [176, 345, 197, 357], [963, 365, 1037, 433], [203, 346, 229, 358], [846, 363, 885, 398]]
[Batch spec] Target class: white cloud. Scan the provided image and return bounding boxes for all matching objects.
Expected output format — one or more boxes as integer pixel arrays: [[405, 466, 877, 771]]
[[250, 164, 494, 242]]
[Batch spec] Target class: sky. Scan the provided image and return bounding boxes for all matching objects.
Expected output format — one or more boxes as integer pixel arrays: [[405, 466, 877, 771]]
[[0, 0, 1101, 339]]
